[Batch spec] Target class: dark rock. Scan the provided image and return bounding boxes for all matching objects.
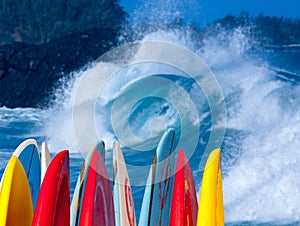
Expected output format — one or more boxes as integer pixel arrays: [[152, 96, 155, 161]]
[[0, 28, 118, 108], [28, 59, 39, 71], [0, 70, 4, 78]]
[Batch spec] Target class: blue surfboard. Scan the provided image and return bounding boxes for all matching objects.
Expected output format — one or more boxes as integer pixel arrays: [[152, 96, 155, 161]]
[[70, 140, 105, 226], [12, 139, 41, 210], [138, 154, 156, 226], [138, 128, 176, 226]]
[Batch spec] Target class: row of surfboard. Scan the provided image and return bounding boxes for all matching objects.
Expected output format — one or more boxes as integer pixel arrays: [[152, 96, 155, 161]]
[[0, 128, 224, 226]]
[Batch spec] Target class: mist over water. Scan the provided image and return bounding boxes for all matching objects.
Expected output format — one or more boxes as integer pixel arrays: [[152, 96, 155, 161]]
[[1, 1, 297, 224], [42, 24, 300, 223], [199, 28, 300, 222]]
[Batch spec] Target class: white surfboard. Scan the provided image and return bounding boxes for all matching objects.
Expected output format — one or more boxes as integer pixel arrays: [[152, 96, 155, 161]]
[[113, 141, 136, 226], [41, 142, 51, 183]]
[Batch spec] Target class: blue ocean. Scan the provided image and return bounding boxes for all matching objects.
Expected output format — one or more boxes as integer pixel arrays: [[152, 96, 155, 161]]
[[1, 26, 300, 226]]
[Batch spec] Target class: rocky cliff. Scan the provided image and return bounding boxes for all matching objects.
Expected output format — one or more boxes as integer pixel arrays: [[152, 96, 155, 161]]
[[0, 28, 118, 108]]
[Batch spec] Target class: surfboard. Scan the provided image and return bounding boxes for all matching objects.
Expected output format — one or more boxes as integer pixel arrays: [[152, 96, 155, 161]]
[[70, 141, 105, 226], [32, 150, 70, 226], [79, 147, 115, 226], [170, 149, 198, 226], [138, 128, 176, 226], [138, 150, 156, 226], [41, 141, 51, 183], [12, 139, 41, 209], [197, 148, 224, 226], [113, 141, 136, 226], [0, 156, 33, 226]]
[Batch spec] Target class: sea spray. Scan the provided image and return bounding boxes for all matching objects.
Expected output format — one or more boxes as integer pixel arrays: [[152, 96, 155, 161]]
[[41, 9, 300, 224]]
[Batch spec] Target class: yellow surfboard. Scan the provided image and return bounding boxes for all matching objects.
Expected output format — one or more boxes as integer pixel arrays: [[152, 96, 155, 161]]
[[0, 156, 33, 226], [197, 148, 224, 226]]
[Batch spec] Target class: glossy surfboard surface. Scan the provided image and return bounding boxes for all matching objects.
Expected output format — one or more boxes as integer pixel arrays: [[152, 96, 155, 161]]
[[170, 149, 198, 226], [197, 148, 224, 226], [138, 151, 156, 226], [70, 141, 105, 226], [0, 156, 33, 226], [138, 128, 176, 226], [113, 141, 136, 226], [79, 148, 115, 226], [12, 139, 41, 209], [41, 141, 51, 183], [32, 150, 70, 226]]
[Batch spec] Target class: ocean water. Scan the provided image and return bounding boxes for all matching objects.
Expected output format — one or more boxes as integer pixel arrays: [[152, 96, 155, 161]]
[[0, 27, 300, 226]]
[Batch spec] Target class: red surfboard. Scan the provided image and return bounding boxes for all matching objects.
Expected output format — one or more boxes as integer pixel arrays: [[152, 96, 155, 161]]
[[79, 150, 115, 226], [170, 150, 198, 226], [32, 150, 70, 226]]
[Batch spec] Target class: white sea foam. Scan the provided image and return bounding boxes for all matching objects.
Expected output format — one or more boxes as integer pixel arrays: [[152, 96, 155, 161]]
[[201, 30, 300, 222], [42, 20, 300, 223]]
